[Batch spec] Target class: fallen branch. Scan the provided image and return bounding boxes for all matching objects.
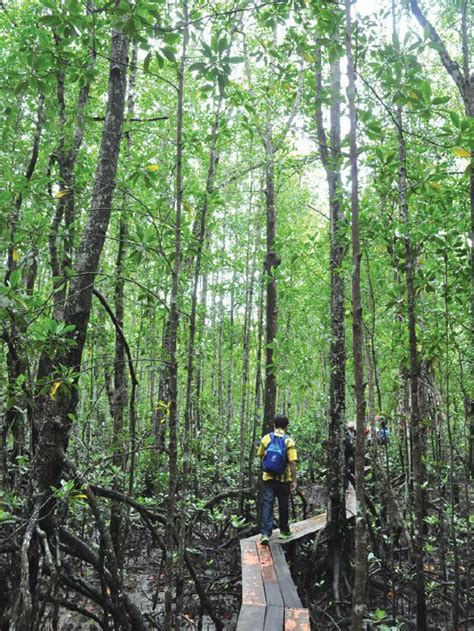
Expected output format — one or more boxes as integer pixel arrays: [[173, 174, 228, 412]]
[[44, 598, 102, 626], [191, 487, 255, 527], [10, 500, 40, 628], [92, 115, 168, 122]]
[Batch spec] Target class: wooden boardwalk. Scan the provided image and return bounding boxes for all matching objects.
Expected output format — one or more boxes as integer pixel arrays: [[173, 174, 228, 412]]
[[237, 488, 356, 630]]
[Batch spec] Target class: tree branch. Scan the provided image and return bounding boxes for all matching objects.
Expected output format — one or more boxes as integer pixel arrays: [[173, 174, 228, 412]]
[[92, 115, 168, 122], [409, 0, 467, 105], [92, 288, 138, 386]]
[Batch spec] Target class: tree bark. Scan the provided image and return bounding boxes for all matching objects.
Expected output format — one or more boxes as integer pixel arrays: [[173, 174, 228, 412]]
[[110, 44, 138, 564], [262, 26, 280, 434], [315, 45, 347, 599], [394, 49, 427, 631], [262, 118, 279, 433], [346, 1, 368, 626], [12, 25, 129, 628], [4, 94, 45, 488], [409, 0, 474, 476], [239, 201, 260, 510], [50, 8, 96, 321], [164, 2, 188, 626]]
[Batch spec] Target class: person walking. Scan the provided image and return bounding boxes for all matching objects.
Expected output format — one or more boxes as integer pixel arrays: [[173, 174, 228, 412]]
[[344, 421, 356, 490], [258, 415, 297, 545]]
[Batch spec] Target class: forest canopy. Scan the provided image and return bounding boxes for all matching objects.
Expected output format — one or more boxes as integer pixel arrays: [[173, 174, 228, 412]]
[[0, 0, 472, 629]]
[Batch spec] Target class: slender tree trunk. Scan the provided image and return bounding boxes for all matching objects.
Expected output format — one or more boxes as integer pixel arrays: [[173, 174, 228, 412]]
[[441, 252, 461, 629], [183, 100, 221, 474], [409, 0, 474, 475], [249, 269, 265, 486], [110, 45, 138, 564], [346, 1, 368, 626], [394, 5, 427, 628], [50, 10, 96, 321], [262, 25, 280, 434], [226, 272, 236, 432], [194, 270, 208, 482], [11, 26, 129, 630], [176, 96, 221, 623], [4, 94, 44, 486], [396, 82, 427, 631], [156, 316, 171, 459], [315, 45, 347, 598], [262, 120, 279, 433], [239, 204, 260, 509], [164, 2, 188, 626]]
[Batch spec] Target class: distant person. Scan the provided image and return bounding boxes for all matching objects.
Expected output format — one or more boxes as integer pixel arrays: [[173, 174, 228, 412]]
[[258, 415, 297, 545], [377, 418, 390, 445], [346, 420, 356, 445], [344, 421, 356, 490]]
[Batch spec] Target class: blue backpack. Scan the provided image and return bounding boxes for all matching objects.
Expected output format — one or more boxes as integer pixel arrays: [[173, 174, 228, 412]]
[[262, 432, 288, 475]]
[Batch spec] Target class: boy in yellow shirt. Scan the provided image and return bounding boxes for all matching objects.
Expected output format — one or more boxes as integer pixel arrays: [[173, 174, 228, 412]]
[[258, 415, 297, 544]]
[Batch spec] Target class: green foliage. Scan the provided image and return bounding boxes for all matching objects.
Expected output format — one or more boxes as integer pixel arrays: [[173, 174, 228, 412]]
[[0, 0, 470, 626]]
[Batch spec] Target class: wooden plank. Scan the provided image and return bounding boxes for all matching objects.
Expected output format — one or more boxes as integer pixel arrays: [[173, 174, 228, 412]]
[[281, 514, 327, 543], [284, 608, 310, 631], [263, 605, 284, 631], [346, 487, 356, 518], [246, 488, 356, 543], [238, 488, 356, 631], [269, 543, 303, 609], [257, 543, 284, 607], [240, 541, 266, 606], [237, 604, 266, 631], [246, 513, 327, 543]]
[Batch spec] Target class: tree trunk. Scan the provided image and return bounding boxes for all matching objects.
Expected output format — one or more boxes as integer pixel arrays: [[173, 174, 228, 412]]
[[249, 269, 265, 487], [164, 2, 188, 626], [176, 95, 221, 623], [239, 203, 260, 509], [11, 26, 129, 629], [396, 81, 427, 631], [409, 0, 474, 476], [262, 119, 279, 434], [4, 94, 44, 488], [315, 46, 347, 599], [183, 99, 221, 478], [110, 45, 138, 563], [346, 1, 368, 626], [50, 11, 96, 321]]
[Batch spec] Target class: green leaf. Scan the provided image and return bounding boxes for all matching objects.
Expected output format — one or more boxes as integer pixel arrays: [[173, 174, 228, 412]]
[[123, 18, 137, 36], [202, 42, 213, 59], [217, 37, 228, 54], [0, 510, 15, 524], [189, 62, 207, 74], [217, 74, 226, 94], [39, 15, 61, 27], [449, 111, 460, 128], [374, 608, 386, 621], [161, 46, 176, 63], [143, 51, 152, 73], [432, 96, 450, 105], [8, 269, 21, 288]]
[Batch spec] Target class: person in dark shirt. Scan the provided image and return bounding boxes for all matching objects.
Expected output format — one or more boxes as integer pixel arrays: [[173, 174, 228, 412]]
[[344, 421, 355, 490]]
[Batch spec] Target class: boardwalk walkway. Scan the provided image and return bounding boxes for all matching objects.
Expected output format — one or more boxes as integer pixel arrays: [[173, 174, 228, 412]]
[[237, 488, 356, 630]]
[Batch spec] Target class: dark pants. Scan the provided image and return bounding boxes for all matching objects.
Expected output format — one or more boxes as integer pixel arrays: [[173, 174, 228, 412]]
[[261, 480, 290, 536], [344, 456, 355, 491]]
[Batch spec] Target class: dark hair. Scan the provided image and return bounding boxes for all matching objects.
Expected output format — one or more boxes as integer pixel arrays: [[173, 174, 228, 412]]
[[274, 415, 289, 429]]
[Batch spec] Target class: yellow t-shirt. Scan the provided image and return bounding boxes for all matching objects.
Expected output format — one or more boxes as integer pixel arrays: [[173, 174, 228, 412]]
[[258, 429, 297, 482]]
